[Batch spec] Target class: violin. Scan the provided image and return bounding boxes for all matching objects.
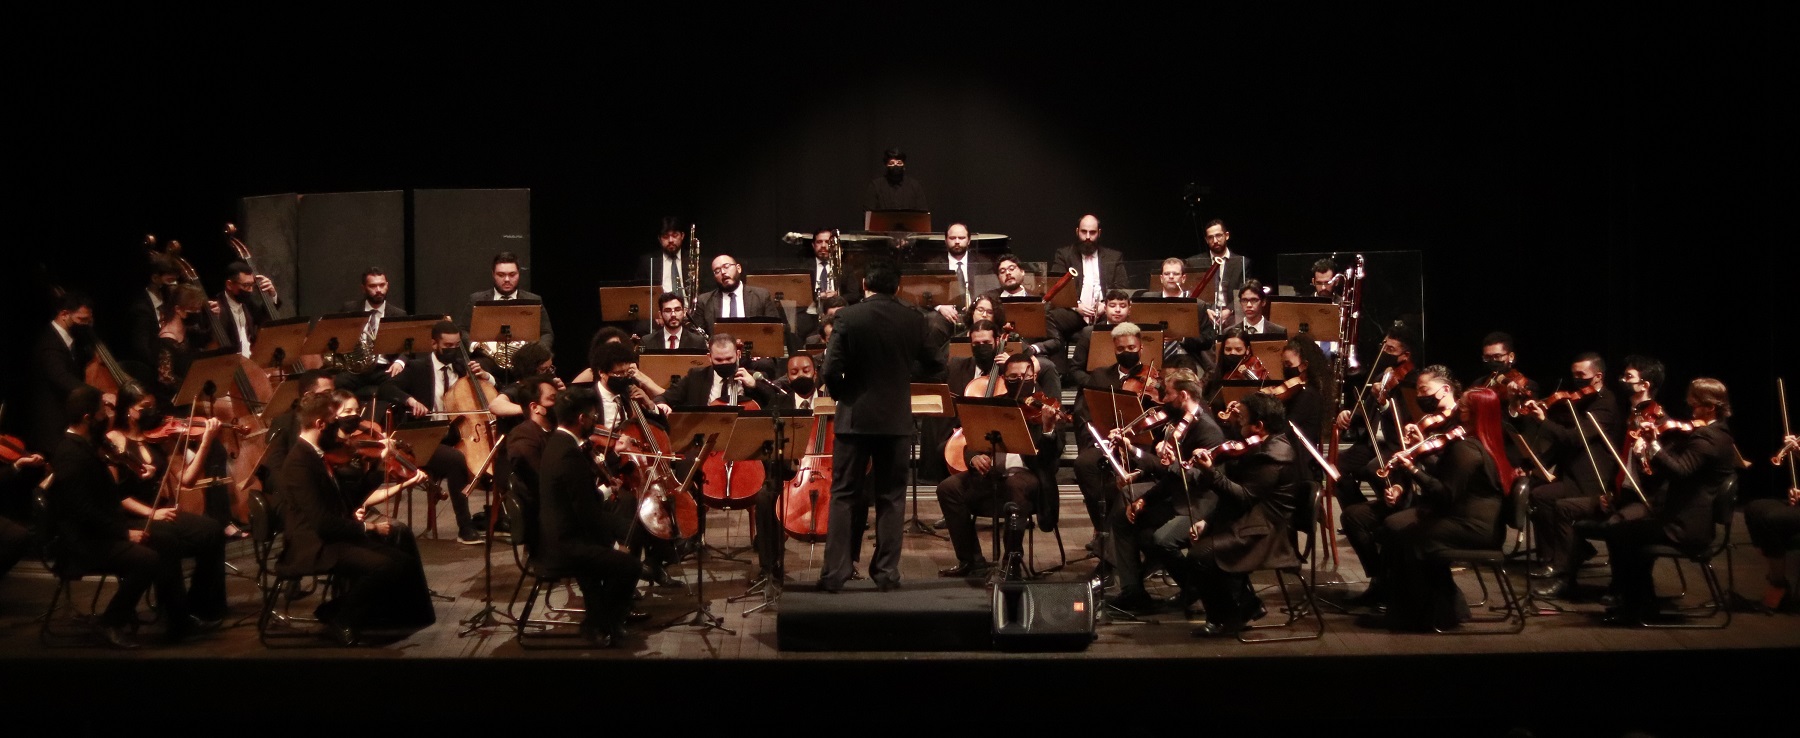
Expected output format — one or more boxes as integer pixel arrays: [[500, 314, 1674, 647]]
[[1374, 357, 1414, 406], [1259, 374, 1305, 401], [0, 433, 30, 465], [1188, 435, 1264, 468], [1222, 353, 1268, 381], [1525, 383, 1599, 414], [1376, 426, 1468, 479], [1020, 390, 1070, 426], [143, 415, 249, 441], [1489, 369, 1537, 414], [1120, 364, 1162, 403], [321, 421, 426, 485]]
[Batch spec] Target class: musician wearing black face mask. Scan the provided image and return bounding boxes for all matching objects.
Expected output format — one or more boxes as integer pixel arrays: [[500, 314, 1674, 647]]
[[1280, 337, 1332, 448], [1329, 327, 1421, 604], [1073, 323, 1158, 535], [752, 354, 838, 581], [31, 292, 101, 454], [377, 320, 491, 544], [1107, 376, 1227, 613], [1523, 352, 1624, 599], [212, 261, 278, 358], [935, 354, 1062, 578], [863, 148, 929, 212], [125, 252, 186, 365]]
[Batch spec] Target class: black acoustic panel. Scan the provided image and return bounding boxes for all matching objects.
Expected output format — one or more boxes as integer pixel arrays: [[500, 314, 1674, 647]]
[[236, 194, 300, 319], [295, 191, 404, 319], [413, 189, 531, 320]]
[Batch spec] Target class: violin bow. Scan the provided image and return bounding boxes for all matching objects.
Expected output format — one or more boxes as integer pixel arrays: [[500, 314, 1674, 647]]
[[1588, 410, 1650, 509], [1780, 379, 1798, 491], [1567, 398, 1611, 505]]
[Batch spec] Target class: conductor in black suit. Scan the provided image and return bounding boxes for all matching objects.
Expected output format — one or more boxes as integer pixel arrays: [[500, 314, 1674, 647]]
[[1048, 214, 1131, 344], [459, 251, 554, 351], [819, 259, 942, 591], [535, 386, 641, 647]]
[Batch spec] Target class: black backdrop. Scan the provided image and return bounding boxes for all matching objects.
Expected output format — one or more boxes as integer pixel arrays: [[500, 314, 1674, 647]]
[[9, 15, 1788, 498]]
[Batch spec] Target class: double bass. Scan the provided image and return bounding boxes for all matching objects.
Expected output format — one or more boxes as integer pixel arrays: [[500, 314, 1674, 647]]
[[442, 342, 501, 479]]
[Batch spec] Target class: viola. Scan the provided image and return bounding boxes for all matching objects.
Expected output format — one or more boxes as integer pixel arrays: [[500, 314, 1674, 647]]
[[0, 434, 30, 465], [1188, 435, 1265, 468], [1376, 426, 1468, 479], [322, 423, 425, 485], [700, 368, 766, 510], [782, 400, 833, 542], [1530, 383, 1599, 412]]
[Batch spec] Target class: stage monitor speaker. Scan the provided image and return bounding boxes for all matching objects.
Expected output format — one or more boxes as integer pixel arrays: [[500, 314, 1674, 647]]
[[237, 194, 300, 320], [295, 191, 404, 319], [413, 188, 531, 323], [992, 579, 1096, 651]]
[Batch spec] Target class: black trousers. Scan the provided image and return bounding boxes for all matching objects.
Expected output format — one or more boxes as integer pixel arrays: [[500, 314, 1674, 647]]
[[1601, 516, 1692, 616], [1108, 497, 1198, 600], [552, 543, 638, 632], [820, 434, 908, 588], [936, 468, 1035, 566], [0, 516, 28, 581], [320, 540, 414, 630], [1073, 446, 1117, 531], [1379, 508, 1489, 631], [1745, 498, 1800, 556], [1189, 529, 1260, 625], [1529, 480, 1601, 570], [1340, 500, 1397, 580], [76, 511, 225, 628], [357, 523, 436, 628], [425, 444, 475, 535]]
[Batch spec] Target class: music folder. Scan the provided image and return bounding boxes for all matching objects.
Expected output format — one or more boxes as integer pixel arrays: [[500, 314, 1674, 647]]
[[636, 350, 709, 391], [953, 396, 1036, 459], [863, 210, 931, 233], [1267, 296, 1339, 341], [910, 383, 956, 419], [997, 298, 1048, 340], [468, 300, 541, 344], [301, 312, 373, 358], [712, 317, 787, 359]]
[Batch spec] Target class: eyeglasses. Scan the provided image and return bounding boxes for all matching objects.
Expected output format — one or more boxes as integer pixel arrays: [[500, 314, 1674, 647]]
[[712, 264, 738, 274]]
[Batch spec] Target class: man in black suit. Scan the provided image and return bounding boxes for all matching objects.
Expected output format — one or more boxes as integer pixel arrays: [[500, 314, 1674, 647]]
[[655, 333, 778, 410], [919, 223, 999, 342], [1067, 290, 1137, 387], [645, 292, 710, 352], [795, 230, 844, 343], [636, 216, 699, 298], [591, 342, 683, 588], [1230, 280, 1286, 338], [691, 254, 786, 342], [276, 392, 430, 646], [1184, 393, 1302, 637], [935, 353, 1063, 578], [502, 373, 558, 553], [1187, 219, 1249, 329], [377, 320, 491, 544], [213, 261, 280, 357], [257, 371, 338, 487], [1527, 352, 1626, 599], [750, 353, 836, 581], [30, 292, 100, 454], [50, 385, 227, 648], [534, 386, 642, 647], [1048, 214, 1131, 335], [334, 266, 411, 399], [1072, 323, 1157, 534], [460, 250, 554, 353], [971, 255, 1067, 374], [819, 259, 942, 591]]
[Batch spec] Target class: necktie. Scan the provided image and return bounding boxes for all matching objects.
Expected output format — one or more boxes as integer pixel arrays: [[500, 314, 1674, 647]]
[[819, 263, 831, 294], [1246, 324, 1258, 335], [437, 366, 454, 411], [955, 261, 968, 307], [727, 292, 738, 319], [800, 398, 811, 411], [669, 334, 679, 350]]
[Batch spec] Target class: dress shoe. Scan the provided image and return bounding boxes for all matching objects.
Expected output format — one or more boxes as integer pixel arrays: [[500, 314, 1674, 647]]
[[1110, 591, 1158, 614], [1242, 600, 1269, 623], [1528, 564, 1563, 580], [99, 624, 140, 650], [876, 579, 902, 592], [849, 565, 865, 581], [1348, 580, 1386, 607], [938, 560, 990, 578], [642, 565, 678, 587], [813, 580, 842, 594], [456, 528, 485, 545], [1532, 579, 1570, 599], [624, 610, 651, 623], [932, 517, 948, 530], [1190, 620, 1244, 638], [579, 627, 616, 648]]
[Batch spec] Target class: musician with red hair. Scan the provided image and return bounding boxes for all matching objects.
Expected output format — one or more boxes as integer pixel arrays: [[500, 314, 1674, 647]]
[[1373, 385, 1515, 632]]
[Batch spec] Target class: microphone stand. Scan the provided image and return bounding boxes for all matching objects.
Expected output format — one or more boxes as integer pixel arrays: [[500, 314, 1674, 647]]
[[663, 427, 736, 636]]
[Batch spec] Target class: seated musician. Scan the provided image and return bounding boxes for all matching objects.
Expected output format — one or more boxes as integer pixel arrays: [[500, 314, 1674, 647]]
[[1746, 434, 1800, 611], [258, 371, 338, 489], [1229, 280, 1285, 338], [377, 320, 492, 545], [921, 223, 999, 334], [586, 342, 683, 587], [1073, 322, 1157, 535], [1372, 386, 1511, 632], [647, 292, 710, 352], [752, 353, 834, 582], [1140, 257, 1192, 299], [1184, 393, 1302, 636], [1068, 290, 1136, 388], [535, 385, 645, 648], [803, 294, 848, 347], [1187, 219, 1247, 328], [125, 252, 185, 365], [106, 385, 238, 545], [1047, 215, 1130, 339], [460, 250, 554, 355], [48, 385, 227, 648], [501, 373, 560, 552], [212, 260, 279, 357], [332, 267, 411, 401], [936, 353, 1062, 578], [1206, 327, 1255, 388], [276, 391, 434, 646], [482, 342, 558, 437], [1470, 332, 1547, 483], [1309, 258, 1340, 299], [1595, 378, 1740, 625], [150, 284, 210, 405], [692, 254, 785, 341], [1523, 352, 1623, 599], [1107, 374, 1226, 613], [967, 255, 1065, 371], [1337, 358, 1448, 610]]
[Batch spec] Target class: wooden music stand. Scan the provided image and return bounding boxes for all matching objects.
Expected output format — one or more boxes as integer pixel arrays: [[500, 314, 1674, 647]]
[[712, 317, 787, 359], [746, 272, 814, 309], [1083, 387, 1153, 445], [898, 271, 962, 310], [1249, 338, 1288, 379], [301, 312, 372, 359], [390, 420, 454, 453], [954, 397, 1037, 461], [910, 383, 957, 418], [723, 410, 814, 463], [1046, 275, 1082, 310], [997, 298, 1048, 339], [636, 351, 708, 391], [1131, 298, 1202, 340], [599, 286, 664, 324], [946, 336, 1023, 360], [863, 210, 931, 233], [258, 378, 302, 425], [809, 396, 837, 416], [665, 407, 740, 455], [373, 315, 446, 357], [173, 349, 265, 407], [251, 316, 312, 369], [1089, 328, 1164, 372], [468, 300, 541, 344], [1212, 380, 1265, 414], [1268, 297, 1339, 339]]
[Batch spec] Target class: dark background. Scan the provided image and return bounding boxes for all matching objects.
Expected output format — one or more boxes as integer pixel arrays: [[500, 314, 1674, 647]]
[[9, 14, 1788, 497]]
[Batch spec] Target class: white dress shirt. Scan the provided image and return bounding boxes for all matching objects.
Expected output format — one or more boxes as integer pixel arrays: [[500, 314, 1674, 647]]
[[718, 284, 745, 320], [228, 298, 252, 357]]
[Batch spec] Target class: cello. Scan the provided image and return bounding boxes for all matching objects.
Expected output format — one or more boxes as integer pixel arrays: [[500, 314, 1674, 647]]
[[781, 398, 832, 542], [700, 361, 765, 510], [625, 390, 705, 541], [944, 331, 1012, 473], [442, 342, 501, 479]]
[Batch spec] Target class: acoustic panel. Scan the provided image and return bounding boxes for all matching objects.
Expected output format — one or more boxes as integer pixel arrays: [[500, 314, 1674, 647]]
[[237, 194, 300, 320], [295, 191, 405, 319], [413, 188, 531, 320]]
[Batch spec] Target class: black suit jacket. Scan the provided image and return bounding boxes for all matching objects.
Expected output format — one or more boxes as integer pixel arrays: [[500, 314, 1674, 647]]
[[636, 251, 702, 296], [645, 326, 710, 352], [1186, 253, 1250, 315], [48, 432, 127, 545], [691, 284, 783, 336], [536, 428, 619, 565], [274, 441, 366, 574], [339, 300, 410, 318], [1646, 421, 1738, 548], [1050, 245, 1130, 300], [30, 327, 90, 452], [377, 354, 470, 445], [824, 293, 941, 436], [1194, 435, 1303, 573], [124, 289, 162, 364], [659, 365, 778, 408], [460, 289, 554, 351], [1232, 319, 1287, 339], [1539, 387, 1623, 496], [212, 292, 275, 354]]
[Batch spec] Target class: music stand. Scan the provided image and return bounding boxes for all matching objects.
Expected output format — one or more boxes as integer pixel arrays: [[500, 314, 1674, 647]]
[[660, 407, 741, 636], [636, 351, 709, 393], [301, 312, 372, 361], [713, 317, 786, 359], [997, 298, 1048, 339], [946, 337, 1023, 360], [250, 316, 312, 370], [898, 271, 962, 310], [1089, 328, 1164, 372], [258, 377, 302, 425], [1144, 272, 1210, 295], [729, 407, 815, 613], [174, 349, 264, 408], [863, 210, 930, 233], [1249, 338, 1288, 380], [907, 383, 956, 536], [1131, 298, 1202, 340], [372, 315, 446, 357], [1045, 276, 1082, 311], [1268, 297, 1339, 339], [1083, 387, 1153, 446], [468, 300, 541, 345], [387, 421, 454, 536], [953, 397, 1036, 567], [599, 286, 663, 325], [745, 272, 814, 309], [1212, 380, 1266, 415]]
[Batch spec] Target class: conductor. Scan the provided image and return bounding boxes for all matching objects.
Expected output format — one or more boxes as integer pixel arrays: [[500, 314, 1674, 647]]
[[819, 259, 941, 592]]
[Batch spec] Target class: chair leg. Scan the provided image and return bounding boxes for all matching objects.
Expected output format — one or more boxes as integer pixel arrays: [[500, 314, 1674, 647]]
[[1239, 568, 1325, 643], [38, 579, 71, 646], [1438, 560, 1526, 634], [1644, 556, 1732, 629]]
